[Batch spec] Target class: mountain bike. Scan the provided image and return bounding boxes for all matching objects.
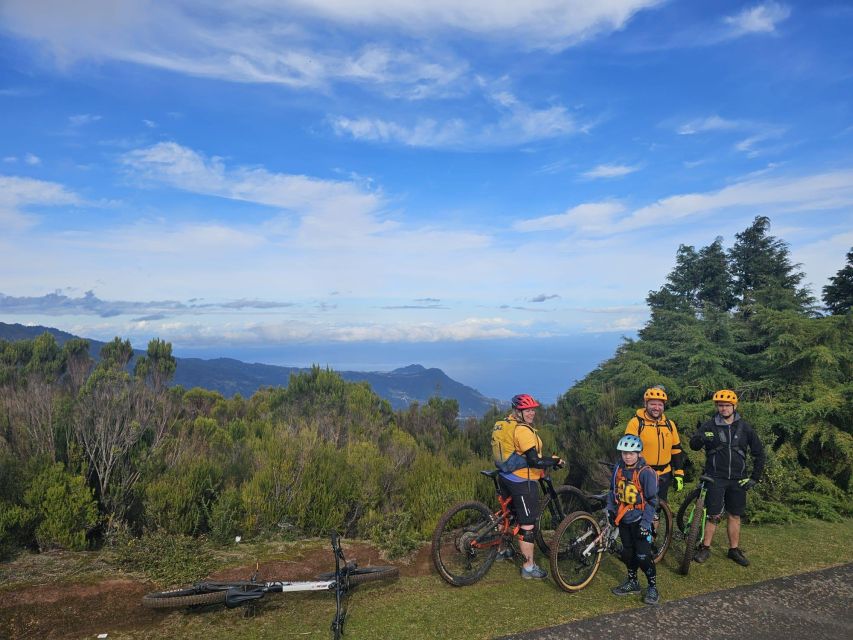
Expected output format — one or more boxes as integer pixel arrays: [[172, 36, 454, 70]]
[[550, 461, 673, 564], [432, 469, 575, 586], [675, 475, 715, 575], [141, 532, 398, 639]]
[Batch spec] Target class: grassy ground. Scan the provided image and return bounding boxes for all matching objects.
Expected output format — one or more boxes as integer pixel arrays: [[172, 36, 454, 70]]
[[2, 518, 852, 639]]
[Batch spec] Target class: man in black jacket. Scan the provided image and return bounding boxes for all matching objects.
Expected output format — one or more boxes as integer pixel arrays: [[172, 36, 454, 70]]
[[689, 389, 765, 566]]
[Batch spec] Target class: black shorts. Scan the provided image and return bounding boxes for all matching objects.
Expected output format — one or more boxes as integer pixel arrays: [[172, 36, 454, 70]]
[[705, 477, 747, 517], [498, 476, 540, 526]]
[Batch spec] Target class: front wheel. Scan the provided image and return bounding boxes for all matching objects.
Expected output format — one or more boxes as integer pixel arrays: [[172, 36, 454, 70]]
[[315, 565, 400, 586], [142, 585, 229, 609], [676, 487, 702, 534], [431, 501, 499, 586], [679, 495, 705, 576], [549, 512, 604, 592], [536, 486, 592, 555], [652, 500, 673, 564]]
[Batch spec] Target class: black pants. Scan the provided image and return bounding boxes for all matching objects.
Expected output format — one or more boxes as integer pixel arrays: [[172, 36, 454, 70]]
[[657, 471, 672, 502], [619, 520, 655, 578]]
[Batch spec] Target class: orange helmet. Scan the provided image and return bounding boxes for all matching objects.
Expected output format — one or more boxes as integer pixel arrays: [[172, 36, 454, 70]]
[[713, 389, 738, 405], [643, 386, 668, 403]]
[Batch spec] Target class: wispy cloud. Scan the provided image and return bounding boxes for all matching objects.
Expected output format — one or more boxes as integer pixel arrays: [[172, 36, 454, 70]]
[[581, 164, 639, 179], [23, 153, 41, 165], [677, 115, 742, 135], [515, 169, 853, 236], [528, 294, 560, 303], [332, 86, 580, 149], [0, 291, 297, 318], [514, 202, 626, 233], [0, 175, 80, 230], [724, 2, 791, 37]]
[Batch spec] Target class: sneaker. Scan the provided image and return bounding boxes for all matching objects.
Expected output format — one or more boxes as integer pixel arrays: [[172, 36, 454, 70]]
[[643, 586, 660, 605], [497, 546, 515, 560], [693, 545, 711, 563], [727, 547, 750, 567], [611, 577, 641, 596], [520, 563, 547, 579]]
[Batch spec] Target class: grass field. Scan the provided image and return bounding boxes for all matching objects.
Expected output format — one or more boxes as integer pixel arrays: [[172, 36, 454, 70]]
[[2, 518, 852, 639]]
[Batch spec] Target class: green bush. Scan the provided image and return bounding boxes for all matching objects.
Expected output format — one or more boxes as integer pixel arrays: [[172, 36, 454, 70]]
[[107, 528, 217, 585], [24, 463, 99, 551], [143, 459, 222, 535], [208, 486, 245, 544]]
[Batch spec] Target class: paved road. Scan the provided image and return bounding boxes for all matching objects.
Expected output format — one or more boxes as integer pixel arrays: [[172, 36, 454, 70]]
[[496, 563, 853, 640]]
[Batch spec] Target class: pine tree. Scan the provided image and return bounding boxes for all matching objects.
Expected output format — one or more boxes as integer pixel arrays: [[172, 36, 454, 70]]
[[728, 216, 813, 312], [823, 248, 853, 315]]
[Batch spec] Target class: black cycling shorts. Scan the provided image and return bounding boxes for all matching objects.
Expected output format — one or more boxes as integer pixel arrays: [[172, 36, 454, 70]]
[[705, 477, 747, 517], [498, 476, 540, 526]]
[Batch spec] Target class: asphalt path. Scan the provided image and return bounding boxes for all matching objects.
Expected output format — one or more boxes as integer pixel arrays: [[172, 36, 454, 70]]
[[496, 563, 853, 640]]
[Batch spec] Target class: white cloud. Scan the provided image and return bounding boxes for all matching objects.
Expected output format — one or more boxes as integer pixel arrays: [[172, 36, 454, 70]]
[[332, 88, 579, 149], [581, 164, 639, 179], [122, 141, 383, 219], [515, 169, 853, 237], [0, 175, 80, 230], [24, 153, 41, 165], [0, 0, 663, 97], [515, 202, 626, 233], [724, 2, 791, 37], [677, 115, 742, 135], [143, 119, 157, 128]]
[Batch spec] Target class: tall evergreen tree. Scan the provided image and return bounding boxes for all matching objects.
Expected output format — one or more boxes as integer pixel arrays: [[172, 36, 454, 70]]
[[823, 248, 853, 315], [728, 216, 813, 311]]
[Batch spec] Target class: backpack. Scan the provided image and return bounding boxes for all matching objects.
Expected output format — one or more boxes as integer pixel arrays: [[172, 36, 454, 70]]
[[491, 418, 530, 473], [636, 416, 674, 436]]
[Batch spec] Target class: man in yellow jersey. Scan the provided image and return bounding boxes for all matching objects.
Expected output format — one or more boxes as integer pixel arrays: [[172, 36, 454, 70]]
[[624, 386, 684, 503], [492, 393, 564, 579]]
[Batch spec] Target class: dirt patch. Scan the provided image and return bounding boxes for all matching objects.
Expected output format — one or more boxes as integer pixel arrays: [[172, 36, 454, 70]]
[[0, 541, 435, 639], [207, 541, 434, 581], [0, 577, 160, 640]]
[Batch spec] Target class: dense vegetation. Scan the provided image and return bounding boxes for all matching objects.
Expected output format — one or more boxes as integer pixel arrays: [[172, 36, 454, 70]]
[[1, 216, 851, 561]]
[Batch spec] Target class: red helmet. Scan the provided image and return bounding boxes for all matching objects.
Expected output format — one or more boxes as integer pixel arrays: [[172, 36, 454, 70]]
[[511, 394, 540, 410]]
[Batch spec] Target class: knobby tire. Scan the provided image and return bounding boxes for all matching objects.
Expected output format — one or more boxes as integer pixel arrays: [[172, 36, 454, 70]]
[[535, 485, 592, 556], [676, 487, 702, 533], [679, 494, 705, 576], [653, 500, 673, 564], [142, 586, 228, 609], [431, 501, 499, 587], [549, 512, 603, 593], [315, 565, 400, 586]]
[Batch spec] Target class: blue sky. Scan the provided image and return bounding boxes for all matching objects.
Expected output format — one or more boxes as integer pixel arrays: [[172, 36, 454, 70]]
[[1, 1, 852, 401]]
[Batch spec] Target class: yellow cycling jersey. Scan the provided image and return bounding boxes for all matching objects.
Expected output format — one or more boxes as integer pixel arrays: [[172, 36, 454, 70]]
[[624, 409, 684, 477]]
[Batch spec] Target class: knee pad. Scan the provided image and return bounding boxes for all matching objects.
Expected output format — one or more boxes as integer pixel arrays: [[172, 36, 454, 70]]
[[518, 528, 536, 544], [708, 513, 723, 524]]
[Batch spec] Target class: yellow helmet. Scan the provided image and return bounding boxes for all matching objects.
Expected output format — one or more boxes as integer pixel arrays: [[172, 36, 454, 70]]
[[643, 386, 668, 403], [713, 389, 738, 405]]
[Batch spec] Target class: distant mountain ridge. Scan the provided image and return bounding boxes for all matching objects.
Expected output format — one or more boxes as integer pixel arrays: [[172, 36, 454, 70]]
[[0, 323, 500, 416]]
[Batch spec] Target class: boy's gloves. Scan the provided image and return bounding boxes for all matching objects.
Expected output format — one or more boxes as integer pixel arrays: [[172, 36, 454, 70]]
[[738, 478, 757, 490], [639, 527, 653, 543], [674, 476, 684, 492]]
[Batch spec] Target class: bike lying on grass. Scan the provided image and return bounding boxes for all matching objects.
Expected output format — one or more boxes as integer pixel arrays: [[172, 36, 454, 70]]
[[432, 468, 584, 586], [142, 532, 398, 639]]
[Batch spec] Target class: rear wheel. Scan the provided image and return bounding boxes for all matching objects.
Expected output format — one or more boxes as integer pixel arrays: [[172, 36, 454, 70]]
[[652, 500, 673, 563], [549, 512, 603, 592], [536, 486, 592, 556], [142, 585, 229, 609], [679, 495, 705, 576], [315, 566, 400, 586], [431, 501, 499, 586]]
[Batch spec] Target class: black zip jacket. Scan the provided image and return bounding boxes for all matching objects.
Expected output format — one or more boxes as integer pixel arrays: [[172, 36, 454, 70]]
[[689, 413, 765, 481]]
